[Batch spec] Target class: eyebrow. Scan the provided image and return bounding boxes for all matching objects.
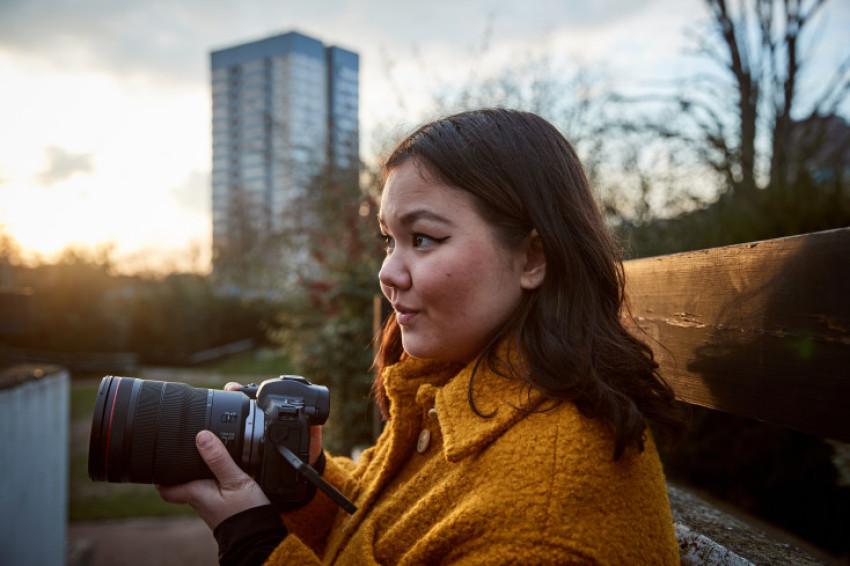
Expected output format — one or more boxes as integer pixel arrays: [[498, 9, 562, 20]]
[[377, 208, 455, 228]]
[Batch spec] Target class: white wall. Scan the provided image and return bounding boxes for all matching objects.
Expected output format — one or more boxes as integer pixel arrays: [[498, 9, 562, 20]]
[[0, 368, 69, 566]]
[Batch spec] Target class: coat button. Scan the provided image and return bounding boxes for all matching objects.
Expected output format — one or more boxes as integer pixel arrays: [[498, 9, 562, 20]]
[[417, 428, 431, 453]]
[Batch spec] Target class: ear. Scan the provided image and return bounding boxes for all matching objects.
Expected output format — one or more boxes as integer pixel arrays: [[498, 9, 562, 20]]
[[519, 230, 546, 290]]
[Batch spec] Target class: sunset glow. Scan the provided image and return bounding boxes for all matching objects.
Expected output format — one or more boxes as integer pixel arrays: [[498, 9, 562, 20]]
[[1, 0, 847, 273], [0, 56, 211, 271]]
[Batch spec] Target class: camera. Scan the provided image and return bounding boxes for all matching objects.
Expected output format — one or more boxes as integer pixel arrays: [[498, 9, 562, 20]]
[[88, 375, 354, 512]]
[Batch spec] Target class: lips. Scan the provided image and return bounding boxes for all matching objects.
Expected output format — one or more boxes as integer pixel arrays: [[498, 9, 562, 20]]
[[393, 305, 418, 325]]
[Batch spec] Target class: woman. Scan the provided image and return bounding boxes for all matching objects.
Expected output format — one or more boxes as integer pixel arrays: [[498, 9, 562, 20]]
[[160, 108, 685, 565]]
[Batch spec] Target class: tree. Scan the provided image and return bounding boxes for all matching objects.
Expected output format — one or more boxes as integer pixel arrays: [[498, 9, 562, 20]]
[[607, 0, 850, 257], [641, 0, 848, 197], [126, 272, 270, 365], [376, 42, 625, 228], [268, 162, 384, 456], [2, 235, 269, 366], [393, 45, 612, 168], [0, 226, 22, 287]]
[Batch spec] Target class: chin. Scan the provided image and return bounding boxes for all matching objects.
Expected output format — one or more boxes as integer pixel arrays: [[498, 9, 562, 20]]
[[402, 344, 472, 364], [401, 345, 435, 361], [402, 341, 445, 362], [401, 333, 478, 364]]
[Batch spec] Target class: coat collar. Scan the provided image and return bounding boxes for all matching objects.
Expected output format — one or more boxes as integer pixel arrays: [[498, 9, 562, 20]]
[[382, 349, 544, 464]]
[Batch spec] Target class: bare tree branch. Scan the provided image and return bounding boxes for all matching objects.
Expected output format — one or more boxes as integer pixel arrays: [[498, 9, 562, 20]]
[[625, 0, 848, 200]]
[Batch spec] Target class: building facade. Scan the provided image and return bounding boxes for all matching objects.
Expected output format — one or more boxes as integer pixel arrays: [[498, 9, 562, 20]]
[[210, 31, 359, 277]]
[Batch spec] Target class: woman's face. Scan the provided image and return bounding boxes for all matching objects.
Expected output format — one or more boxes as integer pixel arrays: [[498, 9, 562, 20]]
[[378, 160, 535, 363]]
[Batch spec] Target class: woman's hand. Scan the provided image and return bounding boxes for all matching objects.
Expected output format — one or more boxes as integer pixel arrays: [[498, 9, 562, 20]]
[[157, 429, 271, 531], [157, 380, 326, 530]]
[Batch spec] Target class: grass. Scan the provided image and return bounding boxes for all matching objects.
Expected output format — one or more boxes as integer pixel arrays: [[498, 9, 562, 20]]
[[69, 381, 206, 522], [68, 447, 196, 521], [70, 383, 99, 421], [68, 349, 294, 522]]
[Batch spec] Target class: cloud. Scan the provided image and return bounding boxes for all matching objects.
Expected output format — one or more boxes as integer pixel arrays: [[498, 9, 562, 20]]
[[0, 0, 658, 88], [0, 0, 229, 85], [35, 146, 94, 187]]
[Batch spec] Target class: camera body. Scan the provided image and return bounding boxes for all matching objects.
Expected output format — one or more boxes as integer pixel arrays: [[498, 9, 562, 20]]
[[246, 376, 329, 505]]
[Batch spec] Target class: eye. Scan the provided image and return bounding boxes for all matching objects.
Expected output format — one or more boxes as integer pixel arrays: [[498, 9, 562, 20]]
[[412, 233, 449, 249]]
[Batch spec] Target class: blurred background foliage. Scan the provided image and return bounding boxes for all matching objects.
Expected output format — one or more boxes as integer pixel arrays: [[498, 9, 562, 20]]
[[1, 0, 848, 556], [1, 241, 274, 364]]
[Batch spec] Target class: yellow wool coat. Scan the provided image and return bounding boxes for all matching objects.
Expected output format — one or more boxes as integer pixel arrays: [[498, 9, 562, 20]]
[[266, 357, 680, 565]]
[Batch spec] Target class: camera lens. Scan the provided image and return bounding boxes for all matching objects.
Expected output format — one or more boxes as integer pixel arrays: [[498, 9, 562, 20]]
[[88, 376, 263, 485]]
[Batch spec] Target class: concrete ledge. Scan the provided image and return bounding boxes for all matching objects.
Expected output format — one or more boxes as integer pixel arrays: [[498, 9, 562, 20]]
[[669, 483, 834, 566], [676, 523, 753, 566], [0, 363, 64, 390]]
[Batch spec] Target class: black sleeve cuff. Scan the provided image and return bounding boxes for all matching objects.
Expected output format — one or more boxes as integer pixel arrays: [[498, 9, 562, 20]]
[[213, 504, 288, 566]]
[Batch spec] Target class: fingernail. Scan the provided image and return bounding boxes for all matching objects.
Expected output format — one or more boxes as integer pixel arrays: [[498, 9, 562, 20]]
[[197, 430, 213, 448]]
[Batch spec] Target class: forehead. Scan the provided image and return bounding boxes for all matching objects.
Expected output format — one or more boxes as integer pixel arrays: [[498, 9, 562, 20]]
[[379, 161, 475, 221]]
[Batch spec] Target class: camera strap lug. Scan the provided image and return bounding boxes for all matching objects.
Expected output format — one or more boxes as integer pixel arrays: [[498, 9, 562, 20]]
[[275, 443, 357, 515]]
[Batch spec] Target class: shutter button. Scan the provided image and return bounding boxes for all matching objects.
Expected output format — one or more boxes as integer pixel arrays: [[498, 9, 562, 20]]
[[417, 429, 431, 453]]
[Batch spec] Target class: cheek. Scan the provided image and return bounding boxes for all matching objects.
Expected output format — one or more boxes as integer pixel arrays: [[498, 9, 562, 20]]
[[414, 262, 463, 309], [432, 260, 486, 306]]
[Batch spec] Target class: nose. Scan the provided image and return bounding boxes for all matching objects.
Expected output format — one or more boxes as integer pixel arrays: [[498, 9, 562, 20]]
[[378, 250, 411, 294]]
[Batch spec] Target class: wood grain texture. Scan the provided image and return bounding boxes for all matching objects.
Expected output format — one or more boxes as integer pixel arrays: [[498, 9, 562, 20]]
[[625, 227, 850, 442]]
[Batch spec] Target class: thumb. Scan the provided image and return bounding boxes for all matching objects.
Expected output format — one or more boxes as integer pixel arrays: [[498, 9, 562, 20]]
[[196, 430, 246, 486]]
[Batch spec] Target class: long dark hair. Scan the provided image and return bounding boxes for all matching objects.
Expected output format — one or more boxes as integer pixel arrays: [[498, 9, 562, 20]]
[[373, 108, 684, 459]]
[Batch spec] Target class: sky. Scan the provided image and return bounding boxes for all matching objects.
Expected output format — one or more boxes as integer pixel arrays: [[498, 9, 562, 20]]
[[1, 0, 847, 274]]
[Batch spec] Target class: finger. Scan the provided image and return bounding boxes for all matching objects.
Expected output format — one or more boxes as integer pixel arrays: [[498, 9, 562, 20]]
[[156, 479, 218, 505], [157, 483, 193, 505], [195, 430, 248, 487], [224, 382, 243, 391], [309, 425, 323, 465]]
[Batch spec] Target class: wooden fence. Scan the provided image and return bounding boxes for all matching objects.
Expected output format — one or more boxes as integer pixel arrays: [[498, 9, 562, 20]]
[[625, 227, 849, 565]]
